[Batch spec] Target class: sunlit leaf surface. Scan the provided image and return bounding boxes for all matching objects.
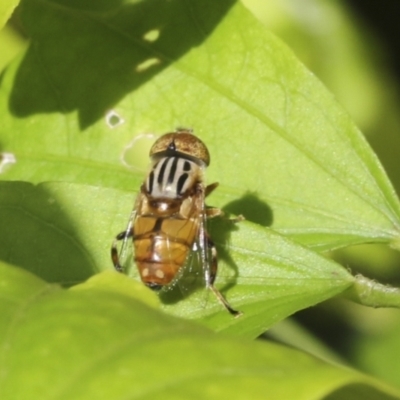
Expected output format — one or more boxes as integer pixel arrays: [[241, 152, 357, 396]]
[[0, 0, 399, 251]]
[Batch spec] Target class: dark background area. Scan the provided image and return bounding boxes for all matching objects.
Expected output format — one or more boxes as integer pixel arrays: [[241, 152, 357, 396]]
[[347, 0, 400, 79]]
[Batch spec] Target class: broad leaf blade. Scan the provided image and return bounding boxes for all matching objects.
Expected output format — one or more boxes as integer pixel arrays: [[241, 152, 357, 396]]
[[164, 215, 356, 337], [1, 0, 400, 251], [0, 181, 357, 338], [0, 0, 19, 30], [0, 263, 399, 400]]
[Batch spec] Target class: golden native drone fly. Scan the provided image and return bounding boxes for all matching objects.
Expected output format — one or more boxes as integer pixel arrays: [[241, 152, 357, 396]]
[[111, 129, 241, 317]]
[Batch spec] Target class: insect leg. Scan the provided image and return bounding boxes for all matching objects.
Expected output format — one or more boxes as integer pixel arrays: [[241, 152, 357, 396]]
[[205, 182, 219, 197], [111, 229, 133, 273], [205, 182, 245, 222], [206, 207, 223, 218], [207, 236, 242, 318], [206, 207, 245, 226]]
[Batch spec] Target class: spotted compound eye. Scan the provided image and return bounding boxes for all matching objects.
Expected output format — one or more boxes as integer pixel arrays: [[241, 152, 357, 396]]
[[149, 129, 210, 166]]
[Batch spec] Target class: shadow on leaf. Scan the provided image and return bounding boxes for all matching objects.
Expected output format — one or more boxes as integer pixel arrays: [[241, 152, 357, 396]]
[[0, 181, 96, 284], [223, 191, 273, 227], [10, 0, 235, 128]]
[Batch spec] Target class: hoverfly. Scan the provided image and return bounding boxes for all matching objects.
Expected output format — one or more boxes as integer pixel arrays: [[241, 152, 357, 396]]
[[111, 129, 242, 317]]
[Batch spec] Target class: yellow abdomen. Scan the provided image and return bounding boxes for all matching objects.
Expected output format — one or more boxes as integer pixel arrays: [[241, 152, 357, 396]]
[[133, 215, 199, 288]]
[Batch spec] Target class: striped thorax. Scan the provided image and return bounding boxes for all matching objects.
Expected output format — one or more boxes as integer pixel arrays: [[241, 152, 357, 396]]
[[146, 156, 201, 199]]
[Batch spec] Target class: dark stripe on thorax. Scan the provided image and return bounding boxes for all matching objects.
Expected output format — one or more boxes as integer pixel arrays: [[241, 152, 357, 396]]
[[157, 157, 168, 185], [148, 170, 154, 193], [167, 157, 179, 184], [177, 173, 189, 195]]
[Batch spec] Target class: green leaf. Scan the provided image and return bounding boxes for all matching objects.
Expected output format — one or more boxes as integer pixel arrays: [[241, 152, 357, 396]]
[[0, 181, 97, 284], [1, 0, 400, 251], [0, 0, 19, 30], [0, 181, 357, 338], [1, 262, 399, 400]]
